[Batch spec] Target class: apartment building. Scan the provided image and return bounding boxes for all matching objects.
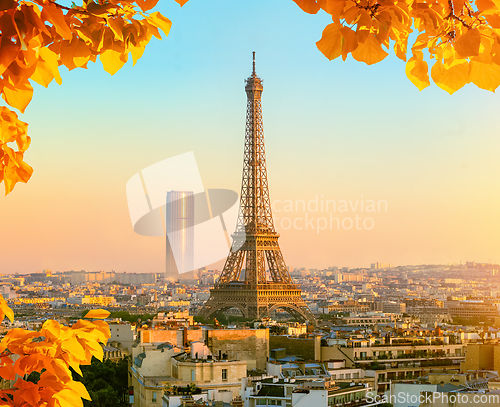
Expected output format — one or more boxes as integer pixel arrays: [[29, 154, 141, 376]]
[[246, 377, 376, 407], [448, 300, 499, 320], [321, 339, 465, 392], [130, 341, 246, 407]]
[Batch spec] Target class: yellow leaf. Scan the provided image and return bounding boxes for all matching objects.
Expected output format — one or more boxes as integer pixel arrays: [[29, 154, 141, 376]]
[[0, 295, 14, 323], [147, 12, 172, 38], [41, 319, 61, 340], [39, 47, 62, 85], [392, 30, 409, 61], [431, 59, 469, 94], [61, 336, 86, 361], [406, 54, 430, 90], [31, 60, 54, 88], [292, 0, 320, 13], [67, 380, 91, 401], [100, 48, 125, 75], [53, 388, 84, 407], [15, 159, 33, 183], [316, 23, 342, 60], [84, 340, 104, 361], [469, 59, 500, 91], [454, 28, 481, 57], [84, 309, 110, 319], [351, 34, 388, 65], [2, 81, 33, 113], [142, 19, 162, 40], [131, 45, 146, 66]]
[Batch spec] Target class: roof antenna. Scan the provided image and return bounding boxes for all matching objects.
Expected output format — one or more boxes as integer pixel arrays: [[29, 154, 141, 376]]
[[252, 51, 256, 75]]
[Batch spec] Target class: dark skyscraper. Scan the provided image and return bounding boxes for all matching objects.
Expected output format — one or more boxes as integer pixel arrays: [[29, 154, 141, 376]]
[[165, 191, 194, 280]]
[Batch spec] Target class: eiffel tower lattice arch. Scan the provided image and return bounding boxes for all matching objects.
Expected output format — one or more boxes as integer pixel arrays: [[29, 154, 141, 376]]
[[198, 53, 316, 325]]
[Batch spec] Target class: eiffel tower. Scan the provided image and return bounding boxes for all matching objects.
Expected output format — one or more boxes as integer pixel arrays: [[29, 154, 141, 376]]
[[199, 53, 315, 324]]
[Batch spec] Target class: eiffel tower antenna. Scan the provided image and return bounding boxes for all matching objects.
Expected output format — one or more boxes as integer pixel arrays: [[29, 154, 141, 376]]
[[199, 53, 315, 324]]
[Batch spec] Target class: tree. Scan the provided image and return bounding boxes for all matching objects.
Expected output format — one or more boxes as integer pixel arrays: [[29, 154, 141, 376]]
[[76, 356, 129, 407], [0, 301, 111, 407], [290, 0, 500, 94], [0, 0, 183, 195]]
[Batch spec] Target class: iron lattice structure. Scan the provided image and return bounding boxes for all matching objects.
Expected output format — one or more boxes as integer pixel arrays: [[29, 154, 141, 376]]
[[199, 54, 315, 324]]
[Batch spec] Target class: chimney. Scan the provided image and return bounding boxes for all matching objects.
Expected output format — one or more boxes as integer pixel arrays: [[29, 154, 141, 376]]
[[183, 327, 188, 347]]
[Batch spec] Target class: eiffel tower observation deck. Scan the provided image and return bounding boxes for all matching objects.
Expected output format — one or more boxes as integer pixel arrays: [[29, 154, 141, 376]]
[[199, 53, 315, 324]]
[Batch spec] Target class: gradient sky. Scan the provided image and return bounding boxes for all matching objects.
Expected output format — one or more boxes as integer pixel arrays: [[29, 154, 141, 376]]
[[1, 0, 500, 274]]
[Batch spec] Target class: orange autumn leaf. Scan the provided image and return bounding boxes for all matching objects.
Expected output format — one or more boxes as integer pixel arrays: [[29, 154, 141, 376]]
[[351, 34, 389, 65], [300, 0, 500, 92], [292, 0, 320, 13], [135, 0, 160, 12], [84, 309, 111, 319], [41, 3, 72, 40], [0, 37, 19, 76], [0, 0, 174, 195], [431, 59, 470, 94], [2, 81, 33, 114], [316, 23, 343, 60], [340, 26, 358, 60], [476, 0, 496, 11], [454, 28, 481, 57], [469, 59, 500, 91]]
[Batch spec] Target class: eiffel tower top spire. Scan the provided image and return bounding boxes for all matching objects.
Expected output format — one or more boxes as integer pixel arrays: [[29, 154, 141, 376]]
[[245, 52, 263, 95], [238, 51, 274, 238]]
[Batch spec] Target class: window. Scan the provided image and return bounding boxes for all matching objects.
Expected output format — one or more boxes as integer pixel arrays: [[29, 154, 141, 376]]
[[256, 399, 266, 405], [152, 392, 156, 403], [222, 369, 227, 380]]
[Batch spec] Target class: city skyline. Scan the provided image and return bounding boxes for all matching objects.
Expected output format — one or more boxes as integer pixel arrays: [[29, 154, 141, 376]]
[[1, 0, 500, 274]]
